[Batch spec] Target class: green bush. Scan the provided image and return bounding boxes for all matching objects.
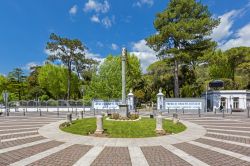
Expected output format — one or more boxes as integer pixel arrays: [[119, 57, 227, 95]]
[[59, 122, 71, 128], [40, 95, 49, 101], [129, 114, 139, 120], [111, 113, 120, 120]]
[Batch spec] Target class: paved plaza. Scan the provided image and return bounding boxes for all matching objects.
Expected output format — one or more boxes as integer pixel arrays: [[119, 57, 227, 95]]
[[0, 112, 250, 166]]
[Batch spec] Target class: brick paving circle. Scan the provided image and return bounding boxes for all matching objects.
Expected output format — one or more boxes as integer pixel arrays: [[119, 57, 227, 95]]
[[0, 112, 250, 165]]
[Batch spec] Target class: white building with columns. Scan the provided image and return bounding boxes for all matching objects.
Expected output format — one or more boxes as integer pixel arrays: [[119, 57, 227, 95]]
[[202, 90, 250, 112]]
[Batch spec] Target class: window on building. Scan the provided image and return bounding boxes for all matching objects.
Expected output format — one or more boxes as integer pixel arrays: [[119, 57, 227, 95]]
[[233, 97, 239, 109], [220, 97, 226, 108]]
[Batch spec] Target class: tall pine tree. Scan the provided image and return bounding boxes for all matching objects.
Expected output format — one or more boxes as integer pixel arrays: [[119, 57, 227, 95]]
[[146, 0, 219, 97]]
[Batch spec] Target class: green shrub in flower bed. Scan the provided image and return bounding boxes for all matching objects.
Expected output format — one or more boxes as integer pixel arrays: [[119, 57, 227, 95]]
[[60, 117, 186, 138], [109, 113, 139, 120]]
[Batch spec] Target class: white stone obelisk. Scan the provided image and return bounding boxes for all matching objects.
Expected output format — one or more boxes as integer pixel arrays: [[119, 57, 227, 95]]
[[122, 48, 126, 104], [119, 47, 128, 117]]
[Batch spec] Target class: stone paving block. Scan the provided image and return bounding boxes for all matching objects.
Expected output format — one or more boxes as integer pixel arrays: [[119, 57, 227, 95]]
[[0, 125, 43, 130], [205, 133, 250, 144], [196, 138, 250, 156], [28, 144, 92, 166], [141, 146, 191, 166], [0, 141, 63, 166], [91, 147, 132, 166], [207, 129, 250, 137], [0, 136, 45, 149], [0, 131, 38, 140], [174, 142, 250, 166], [204, 126, 250, 131], [190, 120, 242, 124], [0, 122, 49, 126], [0, 128, 38, 134], [200, 123, 250, 127]]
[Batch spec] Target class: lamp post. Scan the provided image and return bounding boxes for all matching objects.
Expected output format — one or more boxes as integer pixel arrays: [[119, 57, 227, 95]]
[[79, 84, 85, 116], [230, 96, 232, 114], [2, 91, 9, 116], [247, 99, 250, 118], [36, 93, 38, 112], [205, 85, 208, 113]]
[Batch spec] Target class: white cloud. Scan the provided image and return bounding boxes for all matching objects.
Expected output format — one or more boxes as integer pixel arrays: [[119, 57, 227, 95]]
[[83, 0, 114, 28], [210, 6, 250, 50], [90, 15, 114, 28], [211, 10, 240, 42], [101, 16, 113, 28], [69, 5, 78, 15], [83, 0, 110, 13], [90, 15, 100, 23], [97, 41, 104, 47], [220, 23, 250, 50], [44, 48, 104, 66], [133, 0, 154, 7], [111, 43, 118, 50], [130, 40, 157, 73], [86, 51, 104, 64], [22, 62, 40, 71]]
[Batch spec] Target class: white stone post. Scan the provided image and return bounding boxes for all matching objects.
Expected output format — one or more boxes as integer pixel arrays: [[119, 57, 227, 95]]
[[66, 113, 72, 123], [128, 89, 134, 111], [156, 115, 165, 134], [95, 115, 104, 134], [157, 88, 164, 112], [173, 113, 179, 124]]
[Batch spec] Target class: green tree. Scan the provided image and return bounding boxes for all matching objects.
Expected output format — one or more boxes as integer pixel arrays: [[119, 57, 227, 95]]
[[146, 0, 219, 97], [0, 75, 8, 102], [38, 64, 79, 99], [46, 33, 88, 100], [224, 47, 250, 82], [86, 54, 142, 100], [7, 68, 27, 100], [146, 60, 174, 99], [26, 66, 46, 100], [203, 47, 250, 89], [238, 59, 250, 89], [203, 50, 231, 79]]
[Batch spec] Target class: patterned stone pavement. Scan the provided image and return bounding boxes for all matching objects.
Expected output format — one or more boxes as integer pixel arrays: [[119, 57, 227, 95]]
[[0, 112, 250, 166], [91, 147, 132, 166], [141, 146, 191, 166]]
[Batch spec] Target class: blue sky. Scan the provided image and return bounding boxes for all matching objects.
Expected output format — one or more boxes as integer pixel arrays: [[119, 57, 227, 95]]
[[1, 0, 250, 75]]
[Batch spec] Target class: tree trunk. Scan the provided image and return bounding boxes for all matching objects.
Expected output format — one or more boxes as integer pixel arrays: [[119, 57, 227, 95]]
[[67, 63, 72, 100], [18, 88, 21, 100], [174, 60, 179, 98]]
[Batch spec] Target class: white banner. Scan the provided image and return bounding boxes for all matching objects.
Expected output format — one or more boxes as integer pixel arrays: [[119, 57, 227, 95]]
[[92, 101, 122, 110], [165, 101, 202, 109]]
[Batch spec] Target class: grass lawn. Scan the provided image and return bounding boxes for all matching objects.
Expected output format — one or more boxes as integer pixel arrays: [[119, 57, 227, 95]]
[[60, 118, 186, 138]]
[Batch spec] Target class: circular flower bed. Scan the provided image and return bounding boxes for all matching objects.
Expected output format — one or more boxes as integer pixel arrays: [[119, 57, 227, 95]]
[[60, 117, 186, 138]]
